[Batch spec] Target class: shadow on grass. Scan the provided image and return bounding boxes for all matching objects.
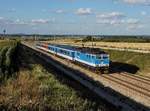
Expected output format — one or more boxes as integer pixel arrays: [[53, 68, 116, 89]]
[[110, 61, 139, 74]]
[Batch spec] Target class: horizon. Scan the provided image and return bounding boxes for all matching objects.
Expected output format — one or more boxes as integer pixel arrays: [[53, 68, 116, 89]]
[[0, 0, 150, 35], [0, 33, 150, 36]]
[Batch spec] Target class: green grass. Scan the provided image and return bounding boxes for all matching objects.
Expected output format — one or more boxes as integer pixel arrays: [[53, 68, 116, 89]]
[[104, 49, 150, 75], [0, 40, 19, 81], [0, 40, 17, 47], [1, 65, 93, 111], [32, 65, 101, 111]]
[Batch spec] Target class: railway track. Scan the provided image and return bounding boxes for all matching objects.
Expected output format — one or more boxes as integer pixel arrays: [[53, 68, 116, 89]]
[[101, 74, 150, 100], [120, 73, 150, 83], [105, 74, 150, 95], [110, 73, 150, 90], [135, 74, 150, 81]]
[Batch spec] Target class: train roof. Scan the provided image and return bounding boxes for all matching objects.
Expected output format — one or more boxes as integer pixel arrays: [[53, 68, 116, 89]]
[[48, 44, 76, 52], [41, 43, 108, 55], [75, 47, 107, 55]]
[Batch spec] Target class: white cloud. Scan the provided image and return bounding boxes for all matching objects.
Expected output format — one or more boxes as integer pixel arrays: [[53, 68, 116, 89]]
[[0, 17, 28, 25], [31, 19, 50, 24], [97, 19, 125, 25], [0, 17, 55, 26], [12, 19, 28, 25], [96, 12, 126, 25], [97, 12, 144, 30], [76, 8, 92, 15], [120, 0, 150, 5], [56, 9, 65, 14], [127, 24, 144, 30], [0, 17, 13, 24], [97, 12, 125, 19], [96, 13, 142, 31], [125, 18, 143, 30], [141, 11, 147, 15], [97, 18, 140, 25], [96, 11, 141, 27], [126, 18, 140, 24]]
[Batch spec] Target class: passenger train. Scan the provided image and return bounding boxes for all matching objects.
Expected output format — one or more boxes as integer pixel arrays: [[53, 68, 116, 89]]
[[36, 42, 110, 73]]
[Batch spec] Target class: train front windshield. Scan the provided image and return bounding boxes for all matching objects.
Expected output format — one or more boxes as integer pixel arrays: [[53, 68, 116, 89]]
[[96, 55, 109, 60]]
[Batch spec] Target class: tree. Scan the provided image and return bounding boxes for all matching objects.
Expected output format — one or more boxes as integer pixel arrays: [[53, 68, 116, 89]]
[[82, 36, 93, 42]]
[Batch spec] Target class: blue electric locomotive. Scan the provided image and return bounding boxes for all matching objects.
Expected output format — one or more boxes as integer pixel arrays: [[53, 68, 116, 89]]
[[36, 42, 109, 73]]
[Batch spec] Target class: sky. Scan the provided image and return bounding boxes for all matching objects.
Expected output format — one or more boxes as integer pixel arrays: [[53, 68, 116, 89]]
[[0, 0, 150, 35]]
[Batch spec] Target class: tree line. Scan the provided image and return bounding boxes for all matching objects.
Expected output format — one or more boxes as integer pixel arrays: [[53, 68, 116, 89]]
[[82, 36, 150, 43]]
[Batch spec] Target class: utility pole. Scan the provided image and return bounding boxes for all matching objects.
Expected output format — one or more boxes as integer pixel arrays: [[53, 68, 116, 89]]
[[3, 29, 6, 40]]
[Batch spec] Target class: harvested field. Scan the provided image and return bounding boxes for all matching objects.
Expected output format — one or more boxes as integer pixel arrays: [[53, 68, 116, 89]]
[[47, 39, 150, 51]]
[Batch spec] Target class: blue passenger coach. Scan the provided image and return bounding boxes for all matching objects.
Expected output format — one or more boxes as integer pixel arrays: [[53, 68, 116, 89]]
[[36, 43, 109, 72]]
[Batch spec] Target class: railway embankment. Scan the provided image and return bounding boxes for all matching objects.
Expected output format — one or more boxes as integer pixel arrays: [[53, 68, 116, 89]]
[[21, 42, 150, 111]]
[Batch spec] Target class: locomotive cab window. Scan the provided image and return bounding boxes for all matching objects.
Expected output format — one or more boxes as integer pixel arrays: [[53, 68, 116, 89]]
[[103, 56, 108, 59], [96, 56, 102, 59]]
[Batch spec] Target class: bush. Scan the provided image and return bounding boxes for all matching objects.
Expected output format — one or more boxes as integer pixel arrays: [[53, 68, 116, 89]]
[[82, 36, 93, 42], [0, 47, 9, 74], [5, 47, 16, 74], [0, 41, 19, 81]]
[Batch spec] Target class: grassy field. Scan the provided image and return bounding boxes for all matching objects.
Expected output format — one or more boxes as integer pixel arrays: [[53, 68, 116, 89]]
[[0, 40, 117, 111], [2, 65, 110, 111], [104, 49, 150, 75], [0, 40, 17, 47]]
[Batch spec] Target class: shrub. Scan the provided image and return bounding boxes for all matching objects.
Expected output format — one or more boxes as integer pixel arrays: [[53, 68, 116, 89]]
[[0, 47, 9, 74]]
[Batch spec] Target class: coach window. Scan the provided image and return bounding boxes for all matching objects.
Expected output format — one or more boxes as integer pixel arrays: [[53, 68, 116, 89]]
[[96, 56, 101, 59], [87, 54, 89, 58], [89, 55, 91, 58], [92, 55, 94, 59]]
